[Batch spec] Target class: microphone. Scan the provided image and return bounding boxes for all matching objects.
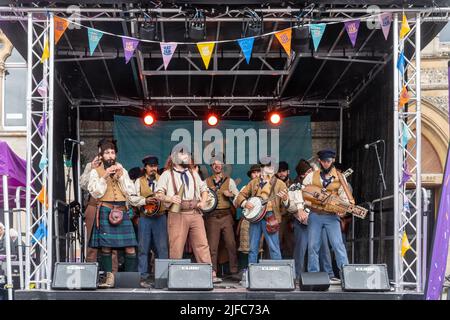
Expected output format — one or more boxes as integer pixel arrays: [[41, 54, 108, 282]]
[[65, 138, 85, 146], [364, 139, 383, 149]]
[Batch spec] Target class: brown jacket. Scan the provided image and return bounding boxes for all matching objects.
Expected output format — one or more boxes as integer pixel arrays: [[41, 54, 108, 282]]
[[236, 176, 288, 223]]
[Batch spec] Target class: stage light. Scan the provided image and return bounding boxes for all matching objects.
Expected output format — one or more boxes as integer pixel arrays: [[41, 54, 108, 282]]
[[242, 9, 263, 37], [188, 9, 206, 40], [140, 12, 158, 41], [269, 112, 281, 125], [143, 112, 155, 126], [207, 114, 219, 126]]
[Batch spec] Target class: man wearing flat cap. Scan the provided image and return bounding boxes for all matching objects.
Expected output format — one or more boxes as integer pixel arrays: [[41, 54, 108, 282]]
[[135, 155, 168, 288], [300, 149, 353, 284]]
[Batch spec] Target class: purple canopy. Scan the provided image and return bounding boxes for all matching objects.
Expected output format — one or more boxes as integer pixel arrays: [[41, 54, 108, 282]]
[[0, 140, 26, 208]]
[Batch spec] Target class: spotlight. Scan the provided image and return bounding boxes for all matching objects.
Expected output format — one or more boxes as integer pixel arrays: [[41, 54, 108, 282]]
[[187, 9, 206, 40], [242, 9, 263, 37], [140, 12, 158, 41], [269, 112, 281, 125], [207, 113, 219, 126], [143, 112, 156, 126]]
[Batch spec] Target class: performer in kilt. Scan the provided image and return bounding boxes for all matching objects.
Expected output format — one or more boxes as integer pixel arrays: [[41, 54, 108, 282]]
[[80, 138, 119, 273], [134, 155, 168, 288], [88, 140, 150, 288]]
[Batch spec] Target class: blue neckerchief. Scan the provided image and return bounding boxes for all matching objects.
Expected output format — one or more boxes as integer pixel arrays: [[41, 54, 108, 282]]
[[174, 168, 190, 189]]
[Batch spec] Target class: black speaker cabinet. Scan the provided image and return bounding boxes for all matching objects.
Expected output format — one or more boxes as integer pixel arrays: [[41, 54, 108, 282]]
[[168, 263, 213, 291], [299, 272, 330, 291], [52, 262, 98, 290], [341, 264, 390, 292], [248, 263, 295, 291], [115, 272, 141, 288], [155, 259, 191, 289], [258, 259, 296, 279]]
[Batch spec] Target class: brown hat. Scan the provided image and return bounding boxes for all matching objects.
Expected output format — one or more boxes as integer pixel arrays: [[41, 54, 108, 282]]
[[295, 159, 312, 177], [247, 164, 261, 178]]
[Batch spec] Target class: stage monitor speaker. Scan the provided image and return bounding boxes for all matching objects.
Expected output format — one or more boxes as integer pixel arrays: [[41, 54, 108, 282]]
[[115, 272, 141, 288], [259, 259, 296, 280], [248, 263, 295, 291], [155, 259, 191, 289], [52, 262, 98, 290], [341, 264, 390, 292], [168, 263, 213, 291], [299, 272, 330, 291]]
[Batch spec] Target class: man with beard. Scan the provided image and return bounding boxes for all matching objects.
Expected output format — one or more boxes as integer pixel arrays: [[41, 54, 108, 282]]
[[155, 146, 221, 283], [289, 159, 334, 280], [236, 158, 290, 267], [276, 161, 295, 258], [300, 149, 350, 283], [80, 138, 119, 273], [135, 155, 168, 288], [88, 140, 151, 288], [205, 156, 240, 281]]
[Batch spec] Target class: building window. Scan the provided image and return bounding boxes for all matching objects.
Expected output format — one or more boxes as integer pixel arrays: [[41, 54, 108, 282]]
[[2, 48, 27, 130]]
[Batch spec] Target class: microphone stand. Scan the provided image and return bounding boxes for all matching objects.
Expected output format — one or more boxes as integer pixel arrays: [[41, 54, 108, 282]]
[[64, 141, 76, 262], [372, 142, 387, 264]]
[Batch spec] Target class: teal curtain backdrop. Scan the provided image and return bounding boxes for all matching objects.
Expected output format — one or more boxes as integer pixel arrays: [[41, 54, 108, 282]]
[[114, 115, 312, 188]]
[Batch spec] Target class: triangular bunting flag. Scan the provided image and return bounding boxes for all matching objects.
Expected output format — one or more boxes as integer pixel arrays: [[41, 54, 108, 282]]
[[310, 23, 326, 52], [37, 186, 49, 209], [400, 13, 411, 39], [41, 38, 50, 63], [275, 28, 292, 57], [344, 20, 360, 48], [401, 122, 412, 148], [54, 16, 69, 45], [379, 13, 392, 41], [401, 231, 411, 257], [87, 28, 104, 56], [397, 51, 406, 74], [237, 37, 255, 64], [197, 42, 215, 69], [399, 85, 410, 108], [160, 42, 178, 70], [122, 37, 140, 64]]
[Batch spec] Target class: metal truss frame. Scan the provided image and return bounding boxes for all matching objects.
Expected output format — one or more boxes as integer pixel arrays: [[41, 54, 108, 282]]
[[24, 12, 55, 290], [393, 13, 423, 292]]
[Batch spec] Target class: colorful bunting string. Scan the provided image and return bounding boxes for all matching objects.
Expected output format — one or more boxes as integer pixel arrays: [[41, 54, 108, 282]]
[[53, 11, 404, 68], [41, 38, 50, 63]]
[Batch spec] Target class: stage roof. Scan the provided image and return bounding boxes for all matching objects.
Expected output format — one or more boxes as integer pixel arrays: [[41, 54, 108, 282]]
[[1, 2, 447, 121]]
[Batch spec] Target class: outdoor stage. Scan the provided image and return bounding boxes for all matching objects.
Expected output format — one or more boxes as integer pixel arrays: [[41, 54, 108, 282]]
[[14, 283, 423, 300]]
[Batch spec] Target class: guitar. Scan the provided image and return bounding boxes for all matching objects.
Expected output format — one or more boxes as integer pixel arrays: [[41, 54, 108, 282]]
[[242, 183, 302, 223]]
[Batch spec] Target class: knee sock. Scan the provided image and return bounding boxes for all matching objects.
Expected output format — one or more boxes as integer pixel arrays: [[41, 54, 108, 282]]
[[125, 253, 137, 272], [101, 253, 112, 273]]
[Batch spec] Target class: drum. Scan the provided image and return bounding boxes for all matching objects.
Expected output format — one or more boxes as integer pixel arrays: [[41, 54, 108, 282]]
[[242, 197, 267, 223], [139, 197, 161, 217], [200, 187, 218, 215]]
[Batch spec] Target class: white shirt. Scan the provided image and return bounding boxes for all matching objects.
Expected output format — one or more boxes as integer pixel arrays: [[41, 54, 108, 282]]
[[80, 163, 92, 192], [87, 163, 144, 207], [155, 168, 208, 201]]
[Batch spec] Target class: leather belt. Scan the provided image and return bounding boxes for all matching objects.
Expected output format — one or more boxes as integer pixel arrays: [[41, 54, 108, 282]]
[[96, 202, 128, 228]]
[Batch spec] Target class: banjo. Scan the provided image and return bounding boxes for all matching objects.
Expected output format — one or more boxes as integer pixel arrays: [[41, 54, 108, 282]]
[[139, 197, 162, 217], [242, 183, 303, 223], [200, 177, 242, 215]]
